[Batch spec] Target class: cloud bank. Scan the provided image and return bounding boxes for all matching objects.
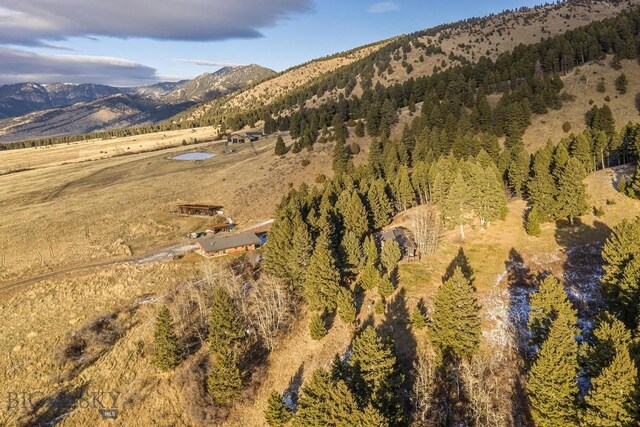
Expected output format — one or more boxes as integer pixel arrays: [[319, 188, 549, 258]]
[[0, 0, 313, 46], [174, 59, 246, 68], [0, 48, 158, 86]]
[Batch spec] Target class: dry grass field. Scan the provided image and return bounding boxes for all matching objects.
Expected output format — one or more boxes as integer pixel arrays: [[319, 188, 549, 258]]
[[0, 130, 348, 282]]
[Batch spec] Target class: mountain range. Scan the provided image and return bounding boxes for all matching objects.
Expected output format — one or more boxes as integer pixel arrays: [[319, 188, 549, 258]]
[[0, 64, 275, 142]]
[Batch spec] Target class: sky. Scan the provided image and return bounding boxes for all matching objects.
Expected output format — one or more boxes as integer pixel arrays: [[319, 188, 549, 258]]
[[0, 0, 543, 87]]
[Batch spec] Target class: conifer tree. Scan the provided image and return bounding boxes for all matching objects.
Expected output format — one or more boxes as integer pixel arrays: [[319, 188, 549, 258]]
[[275, 136, 287, 156], [507, 147, 530, 197], [441, 171, 470, 239], [527, 313, 579, 427], [265, 390, 293, 427], [368, 139, 384, 174], [359, 405, 388, 426], [208, 344, 243, 404], [152, 305, 182, 371], [429, 266, 481, 358], [615, 73, 628, 94], [581, 313, 633, 378], [571, 134, 593, 173], [341, 231, 365, 272], [304, 233, 341, 312], [525, 208, 542, 236], [601, 218, 640, 326], [355, 120, 365, 137], [289, 215, 314, 284], [580, 348, 638, 427], [349, 326, 403, 424], [552, 143, 570, 179], [363, 235, 380, 267], [381, 239, 402, 275], [555, 157, 588, 225], [332, 139, 350, 175], [400, 124, 416, 163], [528, 142, 558, 220], [337, 288, 357, 325], [393, 165, 415, 211], [410, 304, 428, 329], [209, 288, 243, 349], [377, 273, 395, 299], [264, 215, 295, 279], [339, 191, 370, 239], [309, 313, 328, 340], [294, 369, 373, 427], [358, 262, 383, 291], [367, 179, 393, 229], [528, 275, 577, 349]]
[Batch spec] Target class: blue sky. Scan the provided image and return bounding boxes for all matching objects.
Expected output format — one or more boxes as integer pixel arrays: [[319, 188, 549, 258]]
[[0, 0, 541, 86]]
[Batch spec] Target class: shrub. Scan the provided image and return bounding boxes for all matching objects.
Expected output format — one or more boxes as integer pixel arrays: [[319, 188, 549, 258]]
[[593, 206, 605, 217], [562, 121, 572, 133], [301, 159, 310, 167], [374, 300, 386, 315], [604, 95, 611, 102], [525, 210, 542, 237], [315, 174, 327, 184], [615, 73, 628, 94], [605, 198, 616, 206], [348, 143, 361, 155], [596, 79, 606, 93]]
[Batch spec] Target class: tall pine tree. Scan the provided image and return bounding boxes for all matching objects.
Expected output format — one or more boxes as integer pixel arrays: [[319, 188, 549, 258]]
[[527, 313, 579, 427], [429, 266, 481, 359]]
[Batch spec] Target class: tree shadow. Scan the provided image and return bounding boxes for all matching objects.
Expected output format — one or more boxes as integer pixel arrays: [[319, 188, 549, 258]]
[[433, 352, 471, 426], [554, 220, 611, 331], [283, 363, 304, 411], [378, 288, 417, 422], [443, 247, 474, 283], [503, 248, 535, 425], [18, 383, 89, 426]]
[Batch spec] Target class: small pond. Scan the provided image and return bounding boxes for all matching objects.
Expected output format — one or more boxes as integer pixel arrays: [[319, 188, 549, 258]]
[[171, 152, 216, 161]]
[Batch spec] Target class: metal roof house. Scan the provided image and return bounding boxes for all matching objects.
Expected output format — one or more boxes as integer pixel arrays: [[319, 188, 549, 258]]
[[196, 233, 263, 258], [380, 227, 419, 261]]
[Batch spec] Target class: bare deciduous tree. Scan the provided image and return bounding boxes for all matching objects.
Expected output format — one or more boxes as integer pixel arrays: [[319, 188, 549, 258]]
[[412, 207, 441, 255]]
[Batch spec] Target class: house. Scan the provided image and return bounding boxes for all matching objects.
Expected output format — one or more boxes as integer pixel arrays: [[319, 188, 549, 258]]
[[244, 131, 263, 142], [379, 227, 419, 261], [227, 134, 245, 144], [177, 204, 224, 216], [196, 233, 263, 258]]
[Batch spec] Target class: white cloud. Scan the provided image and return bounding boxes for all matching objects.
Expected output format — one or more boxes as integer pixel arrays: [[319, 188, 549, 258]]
[[0, 0, 312, 46], [0, 47, 158, 86], [367, 2, 399, 14], [174, 59, 246, 68]]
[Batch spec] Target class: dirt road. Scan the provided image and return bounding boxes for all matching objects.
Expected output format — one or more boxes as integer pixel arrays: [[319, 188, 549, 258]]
[[0, 242, 197, 294]]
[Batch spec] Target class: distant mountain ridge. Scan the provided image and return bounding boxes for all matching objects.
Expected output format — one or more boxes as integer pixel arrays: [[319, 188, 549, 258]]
[[0, 64, 276, 141]]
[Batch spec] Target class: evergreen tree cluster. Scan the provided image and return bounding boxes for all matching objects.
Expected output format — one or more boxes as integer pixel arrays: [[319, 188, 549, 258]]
[[268, 325, 404, 426], [525, 268, 640, 426]]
